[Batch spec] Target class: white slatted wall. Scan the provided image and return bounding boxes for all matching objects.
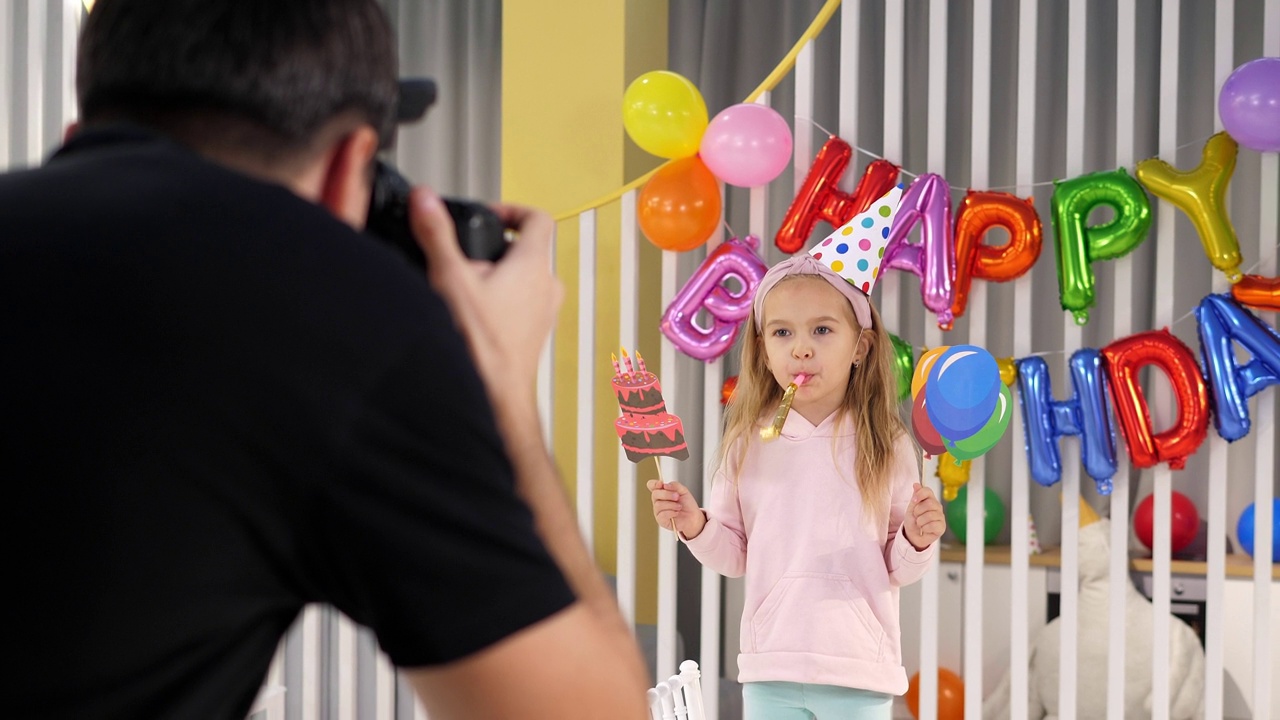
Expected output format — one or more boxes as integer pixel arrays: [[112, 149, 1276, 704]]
[[5, 2, 1278, 719]]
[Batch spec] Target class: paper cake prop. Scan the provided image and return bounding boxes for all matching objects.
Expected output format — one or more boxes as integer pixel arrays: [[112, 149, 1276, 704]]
[[808, 183, 904, 295], [612, 349, 689, 462]]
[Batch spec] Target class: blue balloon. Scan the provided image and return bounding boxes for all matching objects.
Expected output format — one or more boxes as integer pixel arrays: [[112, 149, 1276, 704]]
[[1015, 350, 1119, 494], [1237, 499, 1279, 560], [1196, 294, 1280, 442], [925, 345, 1001, 441]]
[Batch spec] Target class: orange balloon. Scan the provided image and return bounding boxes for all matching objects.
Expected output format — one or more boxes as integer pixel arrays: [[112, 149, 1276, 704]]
[[905, 668, 965, 720], [638, 157, 722, 252]]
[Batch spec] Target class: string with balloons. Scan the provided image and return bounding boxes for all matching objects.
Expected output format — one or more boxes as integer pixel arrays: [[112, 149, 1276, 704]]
[[624, 70, 794, 253]]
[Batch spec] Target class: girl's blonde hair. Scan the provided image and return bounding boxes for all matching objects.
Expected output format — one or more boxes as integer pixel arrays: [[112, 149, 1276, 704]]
[[718, 275, 911, 519]]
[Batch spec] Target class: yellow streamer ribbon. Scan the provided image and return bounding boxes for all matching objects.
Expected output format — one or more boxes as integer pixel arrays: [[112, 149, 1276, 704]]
[[553, 0, 844, 222]]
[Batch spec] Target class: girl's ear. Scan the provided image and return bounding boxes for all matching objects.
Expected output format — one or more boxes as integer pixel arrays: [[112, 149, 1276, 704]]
[[854, 327, 874, 366]]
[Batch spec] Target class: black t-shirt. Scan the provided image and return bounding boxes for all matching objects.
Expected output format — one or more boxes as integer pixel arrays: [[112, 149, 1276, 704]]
[[0, 127, 575, 719]]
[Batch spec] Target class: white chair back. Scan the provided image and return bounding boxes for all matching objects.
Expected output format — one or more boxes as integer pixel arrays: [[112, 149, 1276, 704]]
[[646, 660, 705, 720]]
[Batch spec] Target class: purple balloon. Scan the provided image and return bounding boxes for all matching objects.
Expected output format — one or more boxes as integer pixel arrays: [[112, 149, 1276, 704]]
[[660, 236, 768, 361], [1219, 57, 1280, 153], [882, 175, 958, 329]]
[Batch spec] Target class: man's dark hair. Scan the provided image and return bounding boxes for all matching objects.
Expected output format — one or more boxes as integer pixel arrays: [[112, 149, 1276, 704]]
[[76, 0, 399, 153]]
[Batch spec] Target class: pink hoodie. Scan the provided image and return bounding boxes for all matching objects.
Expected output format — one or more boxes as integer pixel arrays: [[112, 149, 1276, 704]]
[[682, 410, 935, 695]]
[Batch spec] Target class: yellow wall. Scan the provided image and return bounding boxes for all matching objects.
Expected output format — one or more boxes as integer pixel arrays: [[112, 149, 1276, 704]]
[[502, 0, 668, 624]]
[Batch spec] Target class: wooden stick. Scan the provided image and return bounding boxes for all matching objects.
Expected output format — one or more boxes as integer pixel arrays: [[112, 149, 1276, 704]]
[[654, 456, 678, 535]]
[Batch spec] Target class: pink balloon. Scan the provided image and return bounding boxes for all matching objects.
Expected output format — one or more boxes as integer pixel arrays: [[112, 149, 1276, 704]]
[[883, 174, 958, 330], [698, 104, 793, 188], [660, 236, 768, 361]]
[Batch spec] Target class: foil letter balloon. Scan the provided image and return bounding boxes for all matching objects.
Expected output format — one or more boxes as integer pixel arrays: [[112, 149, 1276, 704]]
[[1232, 274, 1280, 312], [1195, 293, 1280, 441], [1015, 351, 1119, 494], [660, 236, 768, 361], [951, 191, 1043, 321], [882, 174, 957, 330], [774, 136, 899, 254], [1136, 132, 1242, 284], [1101, 329, 1210, 470], [1051, 169, 1152, 325]]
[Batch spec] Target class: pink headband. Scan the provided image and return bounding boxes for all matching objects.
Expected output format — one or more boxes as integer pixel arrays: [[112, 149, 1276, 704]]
[[752, 255, 873, 332]]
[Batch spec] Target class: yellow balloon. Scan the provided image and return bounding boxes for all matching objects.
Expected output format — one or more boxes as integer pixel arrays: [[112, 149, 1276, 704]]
[[1136, 132, 1242, 283], [998, 357, 1018, 386], [911, 346, 950, 399], [937, 452, 971, 502], [623, 71, 708, 159]]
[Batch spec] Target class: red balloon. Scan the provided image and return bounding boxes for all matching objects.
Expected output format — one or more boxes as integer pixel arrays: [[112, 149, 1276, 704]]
[[638, 157, 722, 252], [951, 191, 1044, 320], [774, 136, 899, 253], [721, 376, 738, 405], [912, 392, 948, 457], [1133, 491, 1201, 553], [905, 668, 965, 720], [1231, 273, 1280, 312], [1101, 329, 1209, 470]]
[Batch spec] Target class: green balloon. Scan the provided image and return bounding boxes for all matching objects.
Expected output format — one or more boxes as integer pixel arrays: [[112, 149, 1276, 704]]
[[945, 484, 1005, 545], [890, 333, 914, 401], [1050, 168, 1152, 325], [944, 384, 1013, 460]]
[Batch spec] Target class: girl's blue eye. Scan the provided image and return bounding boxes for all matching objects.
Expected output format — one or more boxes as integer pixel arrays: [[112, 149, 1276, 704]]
[[772, 328, 791, 338], [815, 326, 832, 335]]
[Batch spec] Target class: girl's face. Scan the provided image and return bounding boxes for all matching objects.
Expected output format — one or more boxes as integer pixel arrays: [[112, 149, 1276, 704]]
[[759, 277, 867, 423]]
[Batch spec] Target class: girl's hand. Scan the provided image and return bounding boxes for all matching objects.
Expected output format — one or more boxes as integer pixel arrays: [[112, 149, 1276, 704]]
[[904, 482, 945, 551], [646, 479, 706, 539]]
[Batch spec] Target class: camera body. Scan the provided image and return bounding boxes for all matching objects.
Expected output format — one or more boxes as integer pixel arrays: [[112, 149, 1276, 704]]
[[365, 159, 508, 267]]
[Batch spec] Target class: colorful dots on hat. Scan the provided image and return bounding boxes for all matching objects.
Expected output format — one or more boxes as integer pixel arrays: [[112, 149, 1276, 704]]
[[882, 227, 890, 238], [862, 282, 871, 292], [841, 227, 853, 236], [837, 243, 849, 254], [857, 259, 869, 271], [859, 239, 871, 251], [807, 183, 903, 300], [879, 204, 893, 218], [813, 252, 823, 260], [878, 247, 885, 258], [862, 217, 874, 228], [831, 260, 844, 272]]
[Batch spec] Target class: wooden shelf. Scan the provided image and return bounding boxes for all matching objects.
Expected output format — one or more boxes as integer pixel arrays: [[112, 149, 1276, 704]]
[[938, 544, 1277, 580]]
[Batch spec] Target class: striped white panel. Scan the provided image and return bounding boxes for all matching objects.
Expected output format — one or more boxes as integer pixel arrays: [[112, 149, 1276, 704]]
[[375, 642, 395, 720], [793, 42, 814, 200], [538, 226, 555, 449], [1057, 2, 1089, 717], [0, 1, 11, 170], [618, 190, 639, 628], [700, 216, 724, 720], [1152, 3, 1183, 718], [1109, 3, 1138, 719], [1204, 2, 1234, 718], [965, 2, 992, 718], [336, 614, 357, 720], [879, 0, 905, 335], [656, 249, 680, 682], [59, 0, 79, 133], [1009, 3, 1038, 717], [1253, 8, 1279, 720], [293, 605, 323, 720], [19, 0, 48, 167], [838, 0, 860, 192], [577, 210, 597, 547]]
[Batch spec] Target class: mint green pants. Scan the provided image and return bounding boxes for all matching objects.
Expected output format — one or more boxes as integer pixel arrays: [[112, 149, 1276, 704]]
[[743, 681, 892, 719]]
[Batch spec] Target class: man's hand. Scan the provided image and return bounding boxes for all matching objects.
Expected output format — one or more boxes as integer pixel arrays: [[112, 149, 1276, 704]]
[[409, 188, 561, 401], [904, 482, 945, 551]]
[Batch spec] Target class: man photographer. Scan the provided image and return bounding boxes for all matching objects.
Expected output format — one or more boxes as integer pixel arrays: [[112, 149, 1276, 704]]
[[1, 1, 647, 717]]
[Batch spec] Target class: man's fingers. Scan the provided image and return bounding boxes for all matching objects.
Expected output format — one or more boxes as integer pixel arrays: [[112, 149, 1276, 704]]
[[409, 187, 464, 276]]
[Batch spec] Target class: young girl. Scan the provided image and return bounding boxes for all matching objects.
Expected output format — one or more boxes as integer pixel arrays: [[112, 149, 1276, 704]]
[[648, 254, 946, 719]]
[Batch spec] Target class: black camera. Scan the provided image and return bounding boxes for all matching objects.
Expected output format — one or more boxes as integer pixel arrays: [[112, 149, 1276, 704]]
[[365, 159, 508, 267]]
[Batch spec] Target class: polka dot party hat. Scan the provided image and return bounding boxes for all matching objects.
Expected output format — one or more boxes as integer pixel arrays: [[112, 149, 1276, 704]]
[[808, 183, 904, 295]]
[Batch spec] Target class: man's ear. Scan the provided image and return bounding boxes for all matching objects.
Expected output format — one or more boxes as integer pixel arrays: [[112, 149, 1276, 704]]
[[318, 125, 380, 229]]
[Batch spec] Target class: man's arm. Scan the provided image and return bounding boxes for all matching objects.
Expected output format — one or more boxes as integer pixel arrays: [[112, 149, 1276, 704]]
[[404, 190, 648, 718]]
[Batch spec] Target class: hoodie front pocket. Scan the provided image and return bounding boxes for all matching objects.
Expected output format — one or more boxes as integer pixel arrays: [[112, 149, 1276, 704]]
[[750, 572, 884, 661]]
